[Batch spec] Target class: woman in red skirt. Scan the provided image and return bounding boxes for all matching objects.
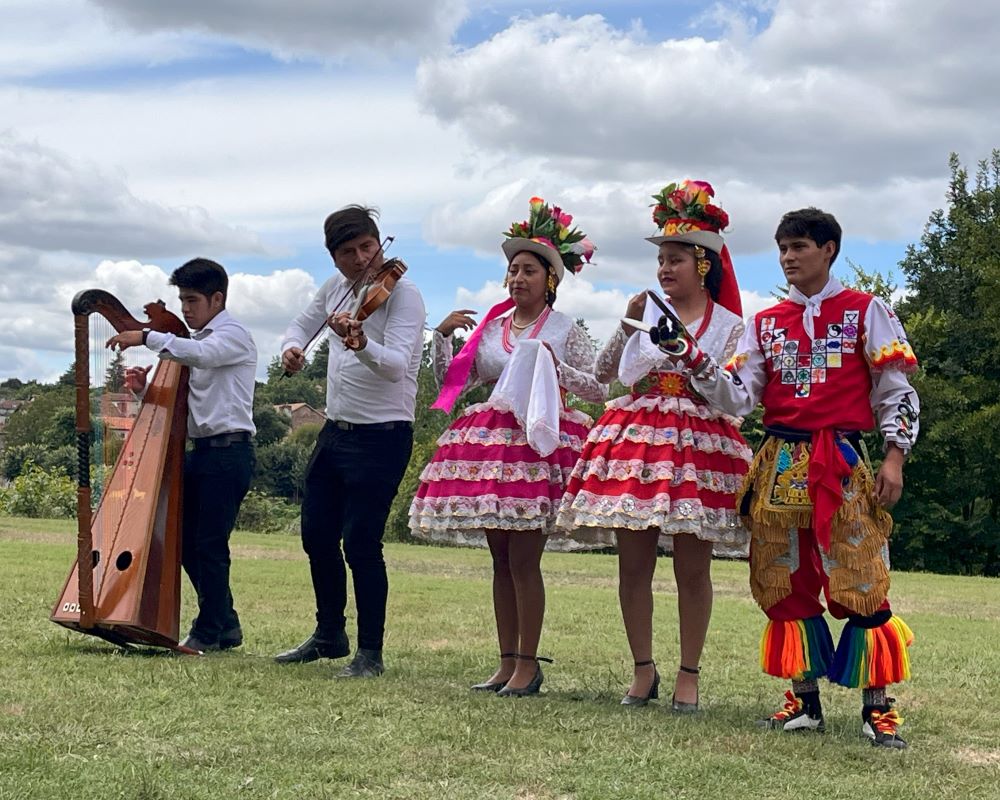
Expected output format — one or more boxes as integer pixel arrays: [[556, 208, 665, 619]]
[[557, 181, 751, 709], [410, 197, 605, 696]]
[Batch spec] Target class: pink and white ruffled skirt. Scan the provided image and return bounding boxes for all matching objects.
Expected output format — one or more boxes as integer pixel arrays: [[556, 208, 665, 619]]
[[408, 401, 592, 547]]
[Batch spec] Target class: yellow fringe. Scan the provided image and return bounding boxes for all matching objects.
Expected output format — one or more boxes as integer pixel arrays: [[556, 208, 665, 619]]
[[744, 436, 894, 615]]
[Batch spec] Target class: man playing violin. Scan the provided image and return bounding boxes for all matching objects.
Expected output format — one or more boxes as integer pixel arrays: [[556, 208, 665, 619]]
[[275, 204, 426, 678]]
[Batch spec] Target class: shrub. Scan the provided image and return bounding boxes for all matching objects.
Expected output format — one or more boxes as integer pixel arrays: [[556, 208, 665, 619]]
[[236, 490, 299, 534], [0, 461, 76, 519]]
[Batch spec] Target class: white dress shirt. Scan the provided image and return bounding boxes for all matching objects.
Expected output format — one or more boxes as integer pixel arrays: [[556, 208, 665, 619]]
[[145, 309, 258, 439], [281, 273, 426, 424]]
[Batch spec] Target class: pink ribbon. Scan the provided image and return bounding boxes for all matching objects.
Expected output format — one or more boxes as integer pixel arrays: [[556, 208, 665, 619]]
[[431, 298, 515, 413]]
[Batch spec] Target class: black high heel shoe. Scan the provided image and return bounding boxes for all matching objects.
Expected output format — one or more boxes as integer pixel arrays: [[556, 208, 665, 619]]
[[496, 655, 552, 697], [471, 652, 516, 692], [671, 664, 700, 713], [621, 659, 660, 706]]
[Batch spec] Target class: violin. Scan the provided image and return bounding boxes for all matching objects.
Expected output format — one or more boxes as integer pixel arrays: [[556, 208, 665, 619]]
[[343, 257, 408, 349], [282, 235, 396, 377]]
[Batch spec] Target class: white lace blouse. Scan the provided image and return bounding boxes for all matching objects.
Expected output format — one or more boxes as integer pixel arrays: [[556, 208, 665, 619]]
[[432, 309, 607, 404], [596, 299, 745, 388]]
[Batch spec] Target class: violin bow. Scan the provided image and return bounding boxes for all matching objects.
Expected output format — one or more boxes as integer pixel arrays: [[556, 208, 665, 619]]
[[282, 235, 395, 378]]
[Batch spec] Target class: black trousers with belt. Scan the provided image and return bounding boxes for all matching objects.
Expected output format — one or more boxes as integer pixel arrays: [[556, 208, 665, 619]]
[[301, 420, 413, 651], [182, 436, 255, 642]]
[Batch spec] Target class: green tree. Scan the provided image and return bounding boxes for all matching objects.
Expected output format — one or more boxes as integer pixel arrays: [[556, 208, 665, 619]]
[[104, 350, 127, 392], [253, 404, 291, 447], [890, 151, 1000, 575], [2, 388, 74, 449]]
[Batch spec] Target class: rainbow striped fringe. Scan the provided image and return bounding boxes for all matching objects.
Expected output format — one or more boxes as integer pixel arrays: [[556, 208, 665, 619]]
[[828, 615, 914, 688], [759, 616, 835, 680]]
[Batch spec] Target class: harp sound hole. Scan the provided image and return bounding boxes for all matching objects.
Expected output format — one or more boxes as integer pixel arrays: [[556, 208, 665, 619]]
[[115, 551, 133, 571], [92, 550, 100, 568]]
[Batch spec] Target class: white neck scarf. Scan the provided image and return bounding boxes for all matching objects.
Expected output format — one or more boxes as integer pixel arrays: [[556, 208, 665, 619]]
[[787, 276, 844, 340]]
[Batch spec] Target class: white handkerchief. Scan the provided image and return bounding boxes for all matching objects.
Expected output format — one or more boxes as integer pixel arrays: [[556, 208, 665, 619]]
[[489, 338, 561, 457]]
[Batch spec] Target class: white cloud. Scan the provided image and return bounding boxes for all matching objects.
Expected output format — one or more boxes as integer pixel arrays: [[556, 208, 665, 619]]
[[90, 0, 470, 62], [0, 132, 263, 259], [417, 4, 998, 192], [0, 77, 472, 234], [0, 0, 201, 80], [0, 259, 322, 381]]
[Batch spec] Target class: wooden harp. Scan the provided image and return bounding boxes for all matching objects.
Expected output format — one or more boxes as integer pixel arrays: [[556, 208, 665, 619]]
[[51, 289, 189, 649]]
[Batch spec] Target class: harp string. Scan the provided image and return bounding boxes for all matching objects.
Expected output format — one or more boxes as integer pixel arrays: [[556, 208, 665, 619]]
[[88, 314, 145, 599]]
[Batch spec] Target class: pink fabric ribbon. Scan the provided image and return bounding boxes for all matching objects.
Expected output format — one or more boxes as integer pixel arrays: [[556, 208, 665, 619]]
[[431, 298, 515, 413]]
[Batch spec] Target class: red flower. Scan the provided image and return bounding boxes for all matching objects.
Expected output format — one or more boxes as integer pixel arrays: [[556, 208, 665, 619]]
[[705, 204, 729, 228]]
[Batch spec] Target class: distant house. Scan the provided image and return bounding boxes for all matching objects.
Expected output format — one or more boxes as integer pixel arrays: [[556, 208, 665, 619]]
[[274, 402, 325, 431], [101, 393, 140, 439]]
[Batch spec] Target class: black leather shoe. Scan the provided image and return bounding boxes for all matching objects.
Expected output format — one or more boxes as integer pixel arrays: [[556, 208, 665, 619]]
[[274, 630, 350, 664], [180, 634, 218, 653], [336, 648, 385, 678], [496, 655, 552, 697], [218, 627, 243, 650], [621, 660, 660, 707], [471, 652, 516, 692]]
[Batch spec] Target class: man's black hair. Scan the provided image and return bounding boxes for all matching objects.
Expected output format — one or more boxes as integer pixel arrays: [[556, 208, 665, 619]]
[[774, 207, 843, 265], [324, 205, 381, 255], [169, 258, 229, 301]]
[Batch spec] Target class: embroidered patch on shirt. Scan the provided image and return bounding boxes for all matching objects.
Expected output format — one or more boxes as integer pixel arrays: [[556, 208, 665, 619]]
[[763, 309, 860, 397]]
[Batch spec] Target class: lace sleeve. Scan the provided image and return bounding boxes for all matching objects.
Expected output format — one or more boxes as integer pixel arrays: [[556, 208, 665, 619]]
[[557, 323, 609, 403], [431, 329, 453, 388], [431, 329, 482, 392], [721, 320, 745, 362], [595, 327, 628, 384]]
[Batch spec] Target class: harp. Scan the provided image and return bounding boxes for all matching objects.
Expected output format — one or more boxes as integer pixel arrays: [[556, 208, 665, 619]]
[[50, 289, 190, 649]]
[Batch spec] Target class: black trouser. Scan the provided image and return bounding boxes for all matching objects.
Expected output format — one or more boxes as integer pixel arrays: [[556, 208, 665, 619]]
[[301, 420, 413, 650], [182, 439, 254, 642]]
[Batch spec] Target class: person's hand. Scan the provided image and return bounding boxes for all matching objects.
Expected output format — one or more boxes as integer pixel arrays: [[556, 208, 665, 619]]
[[541, 341, 560, 367], [125, 365, 151, 393], [621, 292, 647, 334], [328, 312, 351, 338], [282, 347, 306, 374], [875, 446, 906, 508], [436, 309, 477, 337], [105, 330, 143, 350], [343, 318, 368, 351]]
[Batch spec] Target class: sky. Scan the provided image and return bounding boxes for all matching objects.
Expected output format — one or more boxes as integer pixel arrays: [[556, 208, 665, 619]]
[[1, 0, 997, 382]]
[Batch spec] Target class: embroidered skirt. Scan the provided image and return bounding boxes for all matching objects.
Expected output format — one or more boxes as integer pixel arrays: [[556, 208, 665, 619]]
[[555, 390, 752, 556], [408, 401, 593, 547]]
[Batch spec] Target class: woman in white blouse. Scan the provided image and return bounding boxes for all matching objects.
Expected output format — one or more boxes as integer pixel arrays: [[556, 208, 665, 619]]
[[557, 181, 751, 710], [409, 197, 605, 696]]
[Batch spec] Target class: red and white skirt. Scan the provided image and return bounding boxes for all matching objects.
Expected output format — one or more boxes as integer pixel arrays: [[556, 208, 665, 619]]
[[408, 401, 593, 547], [555, 381, 752, 555]]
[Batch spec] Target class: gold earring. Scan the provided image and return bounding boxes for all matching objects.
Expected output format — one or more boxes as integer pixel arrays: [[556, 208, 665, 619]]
[[694, 245, 710, 288], [547, 271, 556, 295]]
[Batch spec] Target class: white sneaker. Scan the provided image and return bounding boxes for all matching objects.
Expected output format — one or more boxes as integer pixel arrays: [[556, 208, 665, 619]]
[[758, 690, 825, 733]]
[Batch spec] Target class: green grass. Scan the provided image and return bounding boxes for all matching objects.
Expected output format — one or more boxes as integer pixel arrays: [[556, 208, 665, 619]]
[[2, 517, 999, 799]]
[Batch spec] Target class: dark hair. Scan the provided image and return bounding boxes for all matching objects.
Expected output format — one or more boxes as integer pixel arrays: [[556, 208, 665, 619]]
[[324, 205, 380, 255], [702, 248, 723, 301], [169, 258, 228, 301], [774, 207, 842, 265]]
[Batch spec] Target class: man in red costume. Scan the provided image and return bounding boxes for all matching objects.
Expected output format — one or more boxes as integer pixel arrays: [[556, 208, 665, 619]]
[[654, 208, 919, 748]]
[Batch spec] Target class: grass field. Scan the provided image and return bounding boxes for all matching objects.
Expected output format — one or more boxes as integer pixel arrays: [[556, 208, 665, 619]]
[[2, 517, 999, 800]]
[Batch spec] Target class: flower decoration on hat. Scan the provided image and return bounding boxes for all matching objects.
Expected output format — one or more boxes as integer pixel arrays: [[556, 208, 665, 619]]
[[647, 179, 743, 317], [502, 196, 595, 283], [649, 180, 730, 248]]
